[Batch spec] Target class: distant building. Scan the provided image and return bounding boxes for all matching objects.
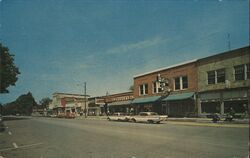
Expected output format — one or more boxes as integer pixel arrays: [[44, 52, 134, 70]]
[[88, 97, 105, 116], [197, 46, 250, 117], [51, 92, 89, 116], [104, 91, 134, 114]]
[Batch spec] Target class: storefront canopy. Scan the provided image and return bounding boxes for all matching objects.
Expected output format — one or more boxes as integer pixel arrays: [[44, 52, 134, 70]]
[[108, 100, 132, 106], [163, 92, 194, 101], [132, 96, 161, 104]]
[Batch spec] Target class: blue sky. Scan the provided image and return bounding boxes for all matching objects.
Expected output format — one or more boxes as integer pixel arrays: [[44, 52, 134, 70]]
[[0, 0, 249, 104]]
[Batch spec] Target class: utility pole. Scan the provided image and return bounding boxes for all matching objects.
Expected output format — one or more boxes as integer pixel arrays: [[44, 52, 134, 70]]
[[84, 82, 87, 118]]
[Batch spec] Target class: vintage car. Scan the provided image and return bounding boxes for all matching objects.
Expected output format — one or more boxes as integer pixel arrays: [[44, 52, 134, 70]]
[[129, 112, 168, 124], [107, 112, 130, 122]]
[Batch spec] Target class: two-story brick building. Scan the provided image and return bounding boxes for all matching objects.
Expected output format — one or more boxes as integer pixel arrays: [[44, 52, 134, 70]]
[[133, 60, 198, 117], [197, 46, 250, 117]]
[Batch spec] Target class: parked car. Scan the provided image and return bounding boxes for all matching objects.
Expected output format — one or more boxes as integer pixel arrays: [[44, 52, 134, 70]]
[[65, 112, 76, 119], [129, 112, 168, 124], [107, 112, 130, 122], [0, 115, 5, 132]]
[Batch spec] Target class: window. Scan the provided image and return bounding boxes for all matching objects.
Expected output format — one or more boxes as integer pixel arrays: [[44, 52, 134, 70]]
[[247, 64, 250, 79], [174, 77, 180, 90], [174, 76, 188, 90], [182, 76, 188, 89], [139, 84, 148, 95], [153, 82, 157, 93], [152, 82, 162, 94], [207, 69, 225, 84], [234, 65, 245, 80], [207, 71, 215, 84], [216, 69, 225, 83]]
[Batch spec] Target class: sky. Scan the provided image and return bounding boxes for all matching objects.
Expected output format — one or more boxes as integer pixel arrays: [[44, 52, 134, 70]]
[[0, 0, 249, 104]]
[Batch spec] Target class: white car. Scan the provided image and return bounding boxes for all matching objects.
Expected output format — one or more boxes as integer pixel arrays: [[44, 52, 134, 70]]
[[107, 112, 130, 122], [130, 112, 168, 124]]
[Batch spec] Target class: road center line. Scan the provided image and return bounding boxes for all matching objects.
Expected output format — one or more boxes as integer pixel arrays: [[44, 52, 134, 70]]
[[12, 142, 18, 149]]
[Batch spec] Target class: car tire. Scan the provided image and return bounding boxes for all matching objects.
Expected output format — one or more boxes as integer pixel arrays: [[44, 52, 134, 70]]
[[148, 120, 154, 124], [131, 118, 136, 123]]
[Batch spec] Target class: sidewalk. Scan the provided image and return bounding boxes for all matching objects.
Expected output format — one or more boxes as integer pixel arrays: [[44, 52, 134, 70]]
[[76, 115, 249, 124]]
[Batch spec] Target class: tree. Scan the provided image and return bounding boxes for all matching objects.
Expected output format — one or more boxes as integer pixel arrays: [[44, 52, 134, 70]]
[[129, 85, 134, 91], [39, 97, 52, 109], [0, 43, 20, 93], [3, 92, 37, 115]]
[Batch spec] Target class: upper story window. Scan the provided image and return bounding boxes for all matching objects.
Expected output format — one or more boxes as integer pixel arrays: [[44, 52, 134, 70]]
[[174, 76, 188, 90], [216, 69, 225, 83], [234, 64, 250, 81], [152, 82, 162, 94], [139, 84, 148, 96], [207, 71, 216, 84], [247, 64, 250, 79], [207, 69, 225, 84]]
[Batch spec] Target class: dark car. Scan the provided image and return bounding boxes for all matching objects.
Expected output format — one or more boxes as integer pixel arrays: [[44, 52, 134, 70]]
[[0, 115, 5, 132]]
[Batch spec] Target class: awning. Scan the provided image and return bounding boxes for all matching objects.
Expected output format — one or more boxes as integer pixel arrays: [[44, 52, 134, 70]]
[[163, 92, 194, 101], [132, 96, 161, 104], [108, 100, 132, 106]]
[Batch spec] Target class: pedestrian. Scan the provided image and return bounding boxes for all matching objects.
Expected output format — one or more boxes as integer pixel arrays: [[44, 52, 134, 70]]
[[229, 107, 235, 118], [243, 104, 248, 118]]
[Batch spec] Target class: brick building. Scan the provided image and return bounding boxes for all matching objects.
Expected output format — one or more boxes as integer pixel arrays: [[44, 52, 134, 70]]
[[133, 60, 198, 117]]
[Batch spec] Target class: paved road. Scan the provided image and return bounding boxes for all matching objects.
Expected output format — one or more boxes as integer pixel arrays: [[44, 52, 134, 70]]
[[0, 117, 249, 158]]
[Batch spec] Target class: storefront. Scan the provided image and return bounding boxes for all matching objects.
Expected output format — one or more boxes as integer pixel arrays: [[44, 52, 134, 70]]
[[108, 100, 132, 114], [132, 96, 162, 114], [162, 92, 196, 117], [199, 89, 249, 117]]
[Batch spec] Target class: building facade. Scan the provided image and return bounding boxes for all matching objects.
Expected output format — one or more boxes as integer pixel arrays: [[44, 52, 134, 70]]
[[104, 92, 134, 115], [51, 92, 89, 116], [88, 97, 105, 116], [197, 46, 250, 117], [133, 60, 198, 116]]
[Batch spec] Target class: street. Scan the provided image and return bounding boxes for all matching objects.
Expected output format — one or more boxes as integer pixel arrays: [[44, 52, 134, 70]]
[[0, 117, 249, 158]]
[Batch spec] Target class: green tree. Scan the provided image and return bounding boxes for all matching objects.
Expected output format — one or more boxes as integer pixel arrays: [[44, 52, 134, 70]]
[[0, 43, 20, 93], [3, 92, 37, 115], [39, 97, 52, 109], [129, 85, 134, 91]]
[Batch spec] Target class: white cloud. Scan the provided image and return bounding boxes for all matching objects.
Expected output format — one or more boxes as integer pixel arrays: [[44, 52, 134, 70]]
[[107, 36, 167, 55]]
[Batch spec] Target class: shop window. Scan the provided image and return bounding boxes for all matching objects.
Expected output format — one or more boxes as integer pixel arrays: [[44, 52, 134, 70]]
[[139, 84, 148, 96]]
